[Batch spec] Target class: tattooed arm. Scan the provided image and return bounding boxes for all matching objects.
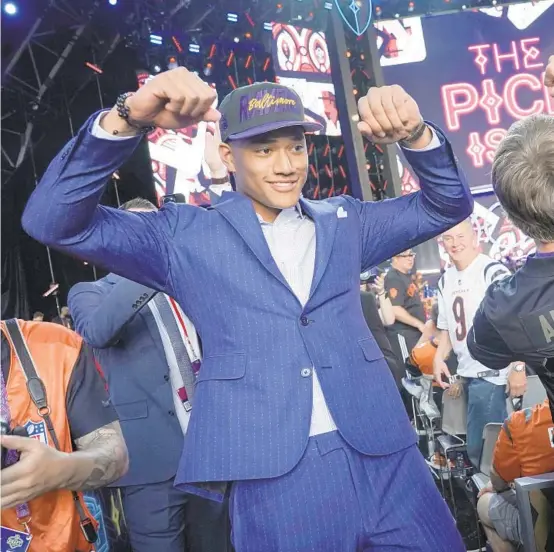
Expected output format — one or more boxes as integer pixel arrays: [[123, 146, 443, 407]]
[[66, 420, 129, 491], [0, 422, 128, 509]]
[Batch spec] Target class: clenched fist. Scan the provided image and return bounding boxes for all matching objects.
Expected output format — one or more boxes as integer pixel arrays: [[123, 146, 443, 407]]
[[357, 85, 431, 147], [545, 55, 554, 98], [102, 67, 220, 135]]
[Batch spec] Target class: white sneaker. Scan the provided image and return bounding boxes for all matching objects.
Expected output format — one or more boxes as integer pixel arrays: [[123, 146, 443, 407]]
[[419, 377, 441, 419], [402, 377, 423, 399]]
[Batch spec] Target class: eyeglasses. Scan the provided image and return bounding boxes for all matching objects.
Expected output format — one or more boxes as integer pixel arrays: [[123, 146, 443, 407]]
[[397, 253, 416, 258]]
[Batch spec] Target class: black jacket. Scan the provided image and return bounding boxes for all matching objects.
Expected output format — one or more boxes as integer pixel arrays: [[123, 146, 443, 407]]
[[468, 254, 554, 419], [360, 291, 404, 387]]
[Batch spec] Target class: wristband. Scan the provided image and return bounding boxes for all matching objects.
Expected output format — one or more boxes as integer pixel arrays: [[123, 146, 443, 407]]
[[211, 176, 230, 185], [115, 92, 155, 135], [399, 120, 427, 147]]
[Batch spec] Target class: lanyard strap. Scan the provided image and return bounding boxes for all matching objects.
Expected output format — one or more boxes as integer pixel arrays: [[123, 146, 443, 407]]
[[167, 296, 200, 364], [3, 319, 97, 544], [0, 367, 31, 525]]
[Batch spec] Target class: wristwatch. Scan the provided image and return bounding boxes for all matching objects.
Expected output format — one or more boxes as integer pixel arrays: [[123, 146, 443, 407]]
[[512, 363, 525, 373]]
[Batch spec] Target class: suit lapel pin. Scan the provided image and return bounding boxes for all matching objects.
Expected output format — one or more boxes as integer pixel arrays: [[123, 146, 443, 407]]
[[337, 206, 348, 219]]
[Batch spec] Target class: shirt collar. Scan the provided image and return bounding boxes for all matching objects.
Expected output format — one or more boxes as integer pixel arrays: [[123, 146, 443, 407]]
[[256, 203, 304, 225]]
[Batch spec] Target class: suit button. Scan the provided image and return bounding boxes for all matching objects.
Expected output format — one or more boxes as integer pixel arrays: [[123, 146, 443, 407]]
[[300, 316, 309, 326], [301, 368, 312, 378], [164, 375, 170, 382], [168, 410, 175, 416]]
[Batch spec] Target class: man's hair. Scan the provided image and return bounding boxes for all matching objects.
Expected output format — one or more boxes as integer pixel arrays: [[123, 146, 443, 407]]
[[32, 311, 44, 319], [119, 197, 158, 211], [442, 217, 474, 236], [492, 114, 554, 243]]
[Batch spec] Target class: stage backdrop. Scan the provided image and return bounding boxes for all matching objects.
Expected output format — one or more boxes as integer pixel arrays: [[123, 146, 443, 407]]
[[377, 1, 554, 192], [377, 1, 554, 265]]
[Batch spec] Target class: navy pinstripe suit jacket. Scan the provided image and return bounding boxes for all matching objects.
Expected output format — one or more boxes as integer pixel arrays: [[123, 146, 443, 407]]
[[22, 112, 473, 485]]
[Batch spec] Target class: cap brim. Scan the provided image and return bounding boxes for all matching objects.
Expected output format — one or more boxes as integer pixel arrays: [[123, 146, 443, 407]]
[[226, 120, 324, 141]]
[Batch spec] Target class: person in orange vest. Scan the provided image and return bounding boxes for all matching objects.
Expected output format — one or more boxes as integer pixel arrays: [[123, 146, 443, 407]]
[[477, 398, 554, 551], [0, 319, 128, 552]]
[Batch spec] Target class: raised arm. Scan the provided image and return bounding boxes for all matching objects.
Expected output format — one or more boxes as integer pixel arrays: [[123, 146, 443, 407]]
[[69, 277, 158, 349], [348, 85, 473, 270], [22, 67, 220, 291]]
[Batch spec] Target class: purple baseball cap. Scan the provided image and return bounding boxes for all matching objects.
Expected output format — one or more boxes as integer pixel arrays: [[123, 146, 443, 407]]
[[218, 82, 324, 142]]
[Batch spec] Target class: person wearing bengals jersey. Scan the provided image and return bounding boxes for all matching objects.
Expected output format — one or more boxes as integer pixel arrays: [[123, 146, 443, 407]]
[[477, 398, 554, 551], [433, 219, 514, 467]]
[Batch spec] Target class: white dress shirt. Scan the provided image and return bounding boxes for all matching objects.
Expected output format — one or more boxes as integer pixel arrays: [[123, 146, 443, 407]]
[[92, 112, 440, 436]]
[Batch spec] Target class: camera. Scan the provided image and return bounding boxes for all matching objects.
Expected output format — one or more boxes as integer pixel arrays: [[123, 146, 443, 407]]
[[162, 193, 186, 205], [1, 420, 27, 469]]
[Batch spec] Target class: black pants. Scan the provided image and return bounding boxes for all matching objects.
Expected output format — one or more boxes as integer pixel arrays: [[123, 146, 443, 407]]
[[386, 328, 422, 378], [121, 477, 233, 552]]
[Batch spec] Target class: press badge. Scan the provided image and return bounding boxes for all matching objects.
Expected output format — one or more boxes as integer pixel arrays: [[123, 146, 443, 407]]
[[1, 526, 32, 552]]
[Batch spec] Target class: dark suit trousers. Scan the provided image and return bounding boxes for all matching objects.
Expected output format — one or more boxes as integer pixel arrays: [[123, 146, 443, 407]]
[[121, 477, 233, 552]]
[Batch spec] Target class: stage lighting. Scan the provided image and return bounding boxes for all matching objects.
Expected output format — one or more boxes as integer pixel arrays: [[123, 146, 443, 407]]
[[150, 34, 163, 45], [189, 43, 200, 53], [227, 12, 238, 22], [108, 0, 117, 5], [233, 36, 240, 43], [324, 1, 333, 8], [153, 64, 162, 73], [4, 2, 17, 15], [263, 22, 273, 31], [167, 55, 178, 70], [203, 62, 213, 77]]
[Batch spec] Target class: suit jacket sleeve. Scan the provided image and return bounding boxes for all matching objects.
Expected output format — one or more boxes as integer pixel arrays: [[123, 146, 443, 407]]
[[68, 278, 158, 349], [343, 124, 473, 270], [21, 111, 200, 293], [467, 302, 514, 369]]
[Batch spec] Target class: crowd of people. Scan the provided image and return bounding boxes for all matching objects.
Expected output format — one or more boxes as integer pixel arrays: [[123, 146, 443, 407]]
[[1, 56, 553, 552]]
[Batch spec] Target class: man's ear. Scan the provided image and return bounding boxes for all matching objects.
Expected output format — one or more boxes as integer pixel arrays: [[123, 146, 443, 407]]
[[219, 143, 236, 174]]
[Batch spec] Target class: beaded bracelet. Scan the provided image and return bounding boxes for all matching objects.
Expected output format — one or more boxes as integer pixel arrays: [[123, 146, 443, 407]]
[[115, 92, 155, 135]]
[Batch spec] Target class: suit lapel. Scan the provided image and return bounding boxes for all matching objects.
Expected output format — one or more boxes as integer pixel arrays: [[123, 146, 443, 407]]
[[300, 198, 338, 300], [213, 192, 295, 294]]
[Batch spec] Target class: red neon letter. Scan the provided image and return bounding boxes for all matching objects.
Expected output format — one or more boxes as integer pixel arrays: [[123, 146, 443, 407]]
[[467, 132, 486, 168], [520, 38, 543, 70], [493, 41, 520, 73], [479, 79, 503, 125], [504, 73, 544, 119], [542, 71, 554, 115], [484, 129, 508, 164], [468, 44, 491, 75], [441, 83, 479, 131]]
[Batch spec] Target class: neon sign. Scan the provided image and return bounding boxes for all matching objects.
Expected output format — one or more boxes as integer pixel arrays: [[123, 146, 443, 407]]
[[440, 37, 553, 169], [333, 0, 373, 36]]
